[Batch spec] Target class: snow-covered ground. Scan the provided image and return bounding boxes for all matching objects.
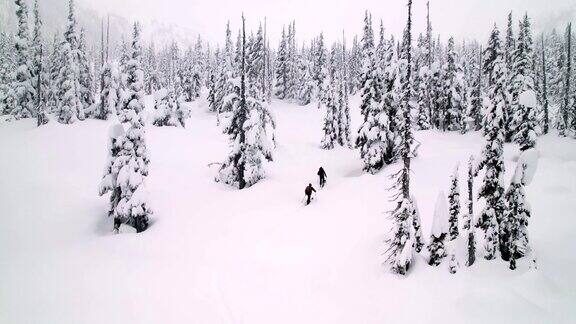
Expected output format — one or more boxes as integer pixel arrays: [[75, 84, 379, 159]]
[[1, 96, 575, 323]]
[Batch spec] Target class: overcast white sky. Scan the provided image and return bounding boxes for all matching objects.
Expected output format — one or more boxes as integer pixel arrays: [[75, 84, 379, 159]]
[[78, 0, 575, 46]]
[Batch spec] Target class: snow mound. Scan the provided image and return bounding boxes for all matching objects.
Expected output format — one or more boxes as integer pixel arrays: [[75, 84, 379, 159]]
[[515, 148, 539, 185], [519, 90, 538, 108], [154, 88, 168, 101], [108, 123, 125, 140], [431, 191, 449, 237]]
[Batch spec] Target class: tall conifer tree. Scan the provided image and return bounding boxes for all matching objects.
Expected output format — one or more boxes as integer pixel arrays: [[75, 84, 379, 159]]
[[386, 0, 419, 275], [12, 0, 35, 119]]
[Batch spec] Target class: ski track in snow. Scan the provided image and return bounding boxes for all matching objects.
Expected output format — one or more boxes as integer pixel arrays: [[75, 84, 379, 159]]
[[0, 94, 575, 323]]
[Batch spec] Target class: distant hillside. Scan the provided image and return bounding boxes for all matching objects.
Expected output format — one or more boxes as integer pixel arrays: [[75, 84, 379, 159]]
[[0, 0, 198, 57]]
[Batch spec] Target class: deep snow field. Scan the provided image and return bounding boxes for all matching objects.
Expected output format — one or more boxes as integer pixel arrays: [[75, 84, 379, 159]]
[[1, 95, 575, 323]]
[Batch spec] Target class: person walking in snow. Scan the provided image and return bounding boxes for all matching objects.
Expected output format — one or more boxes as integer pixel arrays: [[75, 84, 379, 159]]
[[305, 183, 316, 205], [317, 167, 327, 188]]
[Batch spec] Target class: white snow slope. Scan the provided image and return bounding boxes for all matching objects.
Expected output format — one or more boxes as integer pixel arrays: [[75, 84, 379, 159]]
[[1, 95, 575, 323]]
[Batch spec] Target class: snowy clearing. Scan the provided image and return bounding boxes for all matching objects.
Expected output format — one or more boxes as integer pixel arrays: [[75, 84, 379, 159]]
[[1, 96, 575, 323]]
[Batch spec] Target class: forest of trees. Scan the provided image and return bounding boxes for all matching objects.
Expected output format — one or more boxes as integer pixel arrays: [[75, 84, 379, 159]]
[[0, 0, 574, 273], [2, 1, 575, 140]]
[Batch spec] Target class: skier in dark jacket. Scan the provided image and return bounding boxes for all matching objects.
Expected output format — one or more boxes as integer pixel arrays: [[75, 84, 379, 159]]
[[317, 167, 327, 188], [304, 183, 316, 205]]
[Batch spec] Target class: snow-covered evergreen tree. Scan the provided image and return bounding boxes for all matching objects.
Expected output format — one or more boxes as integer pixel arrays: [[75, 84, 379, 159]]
[[218, 15, 270, 189], [118, 24, 144, 119], [348, 35, 362, 93], [467, 47, 484, 131], [143, 42, 159, 95], [411, 195, 425, 253], [337, 70, 352, 148], [510, 14, 538, 147], [477, 41, 506, 260], [320, 75, 339, 149], [502, 13, 516, 139], [539, 37, 550, 134], [375, 20, 387, 69], [31, 0, 46, 109], [546, 29, 565, 130], [36, 45, 49, 126], [174, 95, 190, 128], [381, 35, 400, 161], [312, 33, 328, 102], [415, 34, 432, 130], [356, 12, 395, 173], [153, 87, 178, 127], [207, 58, 219, 112], [286, 21, 299, 100], [116, 37, 131, 116], [417, 1, 434, 130], [386, 198, 417, 275], [110, 22, 152, 233], [0, 33, 15, 115], [35, 44, 49, 126], [247, 23, 276, 161], [56, 0, 83, 124], [429, 60, 443, 129], [415, 88, 432, 130], [213, 23, 236, 120], [442, 37, 466, 131], [463, 158, 475, 233], [46, 34, 62, 112], [179, 48, 192, 100], [483, 25, 503, 88], [77, 29, 95, 116], [428, 191, 449, 266], [504, 12, 515, 72], [248, 25, 266, 97], [515, 89, 538, 151], [385, 0, 419, 276], [192, 36, 206, 98], [357, 11, 375, 119], [559, 23, 572, 136], [465, 156, 476, 266], [180, 44, 202, 102], [94, 17, 116, 120], [274, 27, 289, 99], [297, 55, 315, 105], [97, 61, 119, 120], [264, 33, 274, 102], [506, 162, 532, 270], [448, 166, 461, 240], [99, 123, 125, 230], [11, 0, 35, 120]]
